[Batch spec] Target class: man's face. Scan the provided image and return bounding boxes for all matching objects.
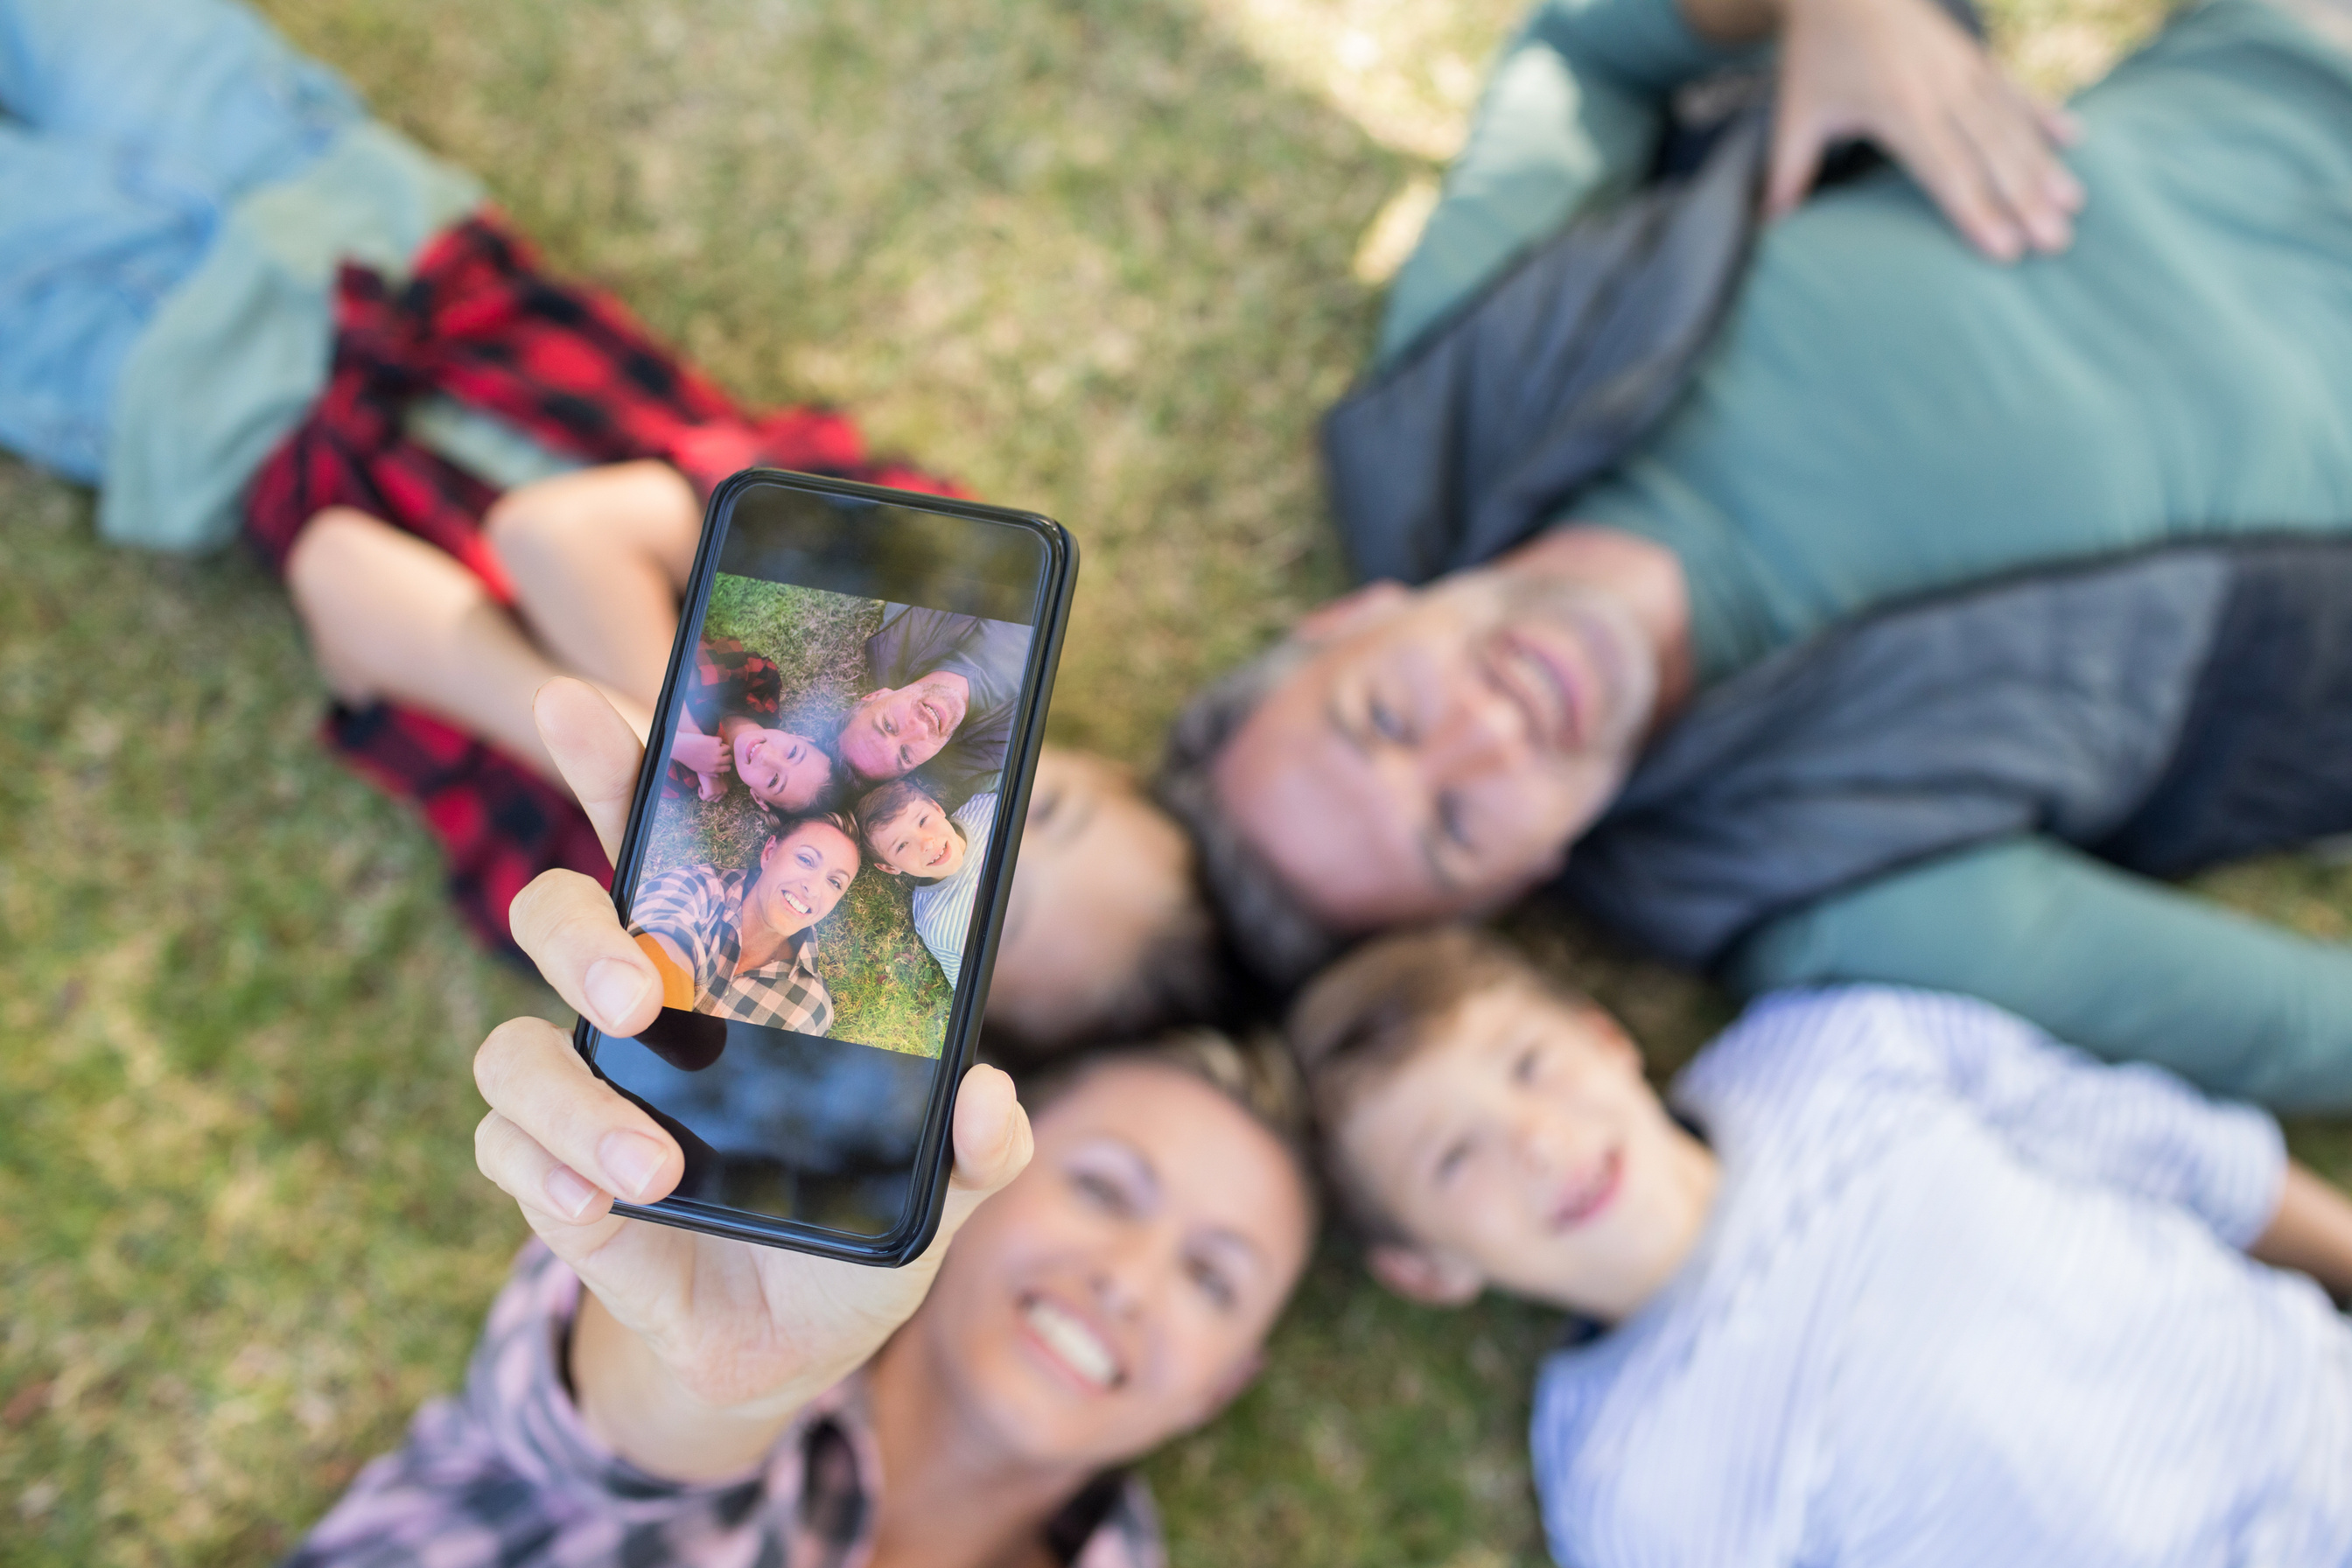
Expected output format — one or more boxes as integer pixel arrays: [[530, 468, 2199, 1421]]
[[1340, 983, 1707, 1321], [1212, 570, 1661, 930], [838, 677, 970, 780]]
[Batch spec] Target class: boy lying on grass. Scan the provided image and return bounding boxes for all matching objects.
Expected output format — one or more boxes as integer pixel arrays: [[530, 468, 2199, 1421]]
[[859, 777, 997, 989], [1289, 928, 2352, 1565]]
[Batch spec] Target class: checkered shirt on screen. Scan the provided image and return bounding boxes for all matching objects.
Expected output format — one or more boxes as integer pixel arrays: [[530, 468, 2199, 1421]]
[[283, 1242, 1166, 1568], [627, 864, 835, 1036]]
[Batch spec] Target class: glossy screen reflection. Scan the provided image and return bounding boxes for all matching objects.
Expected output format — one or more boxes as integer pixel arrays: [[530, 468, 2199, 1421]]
[[593, 1018, 933, 1236]]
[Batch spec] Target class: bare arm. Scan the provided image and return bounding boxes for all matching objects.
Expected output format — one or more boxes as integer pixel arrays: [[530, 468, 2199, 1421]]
[[473, 682, 1033, 1480], [2249, 1162, 2352, 1305], [486, 460, 702, 711]]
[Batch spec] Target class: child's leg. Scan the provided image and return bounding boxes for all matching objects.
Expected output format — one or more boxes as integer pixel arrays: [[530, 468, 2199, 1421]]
[[286, 508, 654, 788], [485, 460, 701, 713]]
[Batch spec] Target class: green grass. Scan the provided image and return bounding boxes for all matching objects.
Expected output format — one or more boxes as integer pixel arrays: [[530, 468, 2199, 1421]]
[[4, 0, 2347, 1564], [643, 575, 951, 1056]]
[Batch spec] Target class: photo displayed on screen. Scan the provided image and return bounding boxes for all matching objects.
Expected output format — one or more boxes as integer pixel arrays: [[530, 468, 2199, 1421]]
[[594, 516, 1042, 1237], [627, 572, 1032, 1059]]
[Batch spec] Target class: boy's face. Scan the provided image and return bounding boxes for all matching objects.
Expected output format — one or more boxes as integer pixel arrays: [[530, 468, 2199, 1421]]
[[1336, 983, 1715, 1322], [871, 796, 966, 879]]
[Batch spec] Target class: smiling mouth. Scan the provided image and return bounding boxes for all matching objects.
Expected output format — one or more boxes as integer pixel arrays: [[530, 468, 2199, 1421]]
[[781, 891, 813, 917], [1495, 632, 1586, 752], [925, 843, 950, 868], [1021, 1295, 1123, 1391], [1550, 1147, 1624, 1231]]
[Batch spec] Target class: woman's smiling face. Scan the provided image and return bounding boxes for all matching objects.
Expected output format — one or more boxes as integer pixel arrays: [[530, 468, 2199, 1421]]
[[909, 1060, 1312, 1471], [747, 820, 860, 936]]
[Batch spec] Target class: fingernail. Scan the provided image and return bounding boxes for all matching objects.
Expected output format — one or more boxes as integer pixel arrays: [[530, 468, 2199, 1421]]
[[598, 1130, 666, 1202], [545, 1163, 600, 1221], [585, 957, 653, 1030]]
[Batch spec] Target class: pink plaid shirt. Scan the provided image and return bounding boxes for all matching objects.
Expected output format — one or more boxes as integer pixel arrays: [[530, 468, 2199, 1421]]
[[285, 1243, 1165, 1568]]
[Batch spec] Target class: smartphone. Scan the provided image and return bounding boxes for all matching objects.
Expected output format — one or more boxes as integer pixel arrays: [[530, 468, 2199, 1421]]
[[572, 468, 1074, 1265]]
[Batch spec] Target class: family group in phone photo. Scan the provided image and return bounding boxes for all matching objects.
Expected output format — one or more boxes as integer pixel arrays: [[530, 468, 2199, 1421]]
[[11, 0, 2352, 1562], [626, 581, 1030, 1051]]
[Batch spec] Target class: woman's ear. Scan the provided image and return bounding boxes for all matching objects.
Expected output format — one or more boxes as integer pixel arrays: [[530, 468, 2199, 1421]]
[[1367, 1242, 1484, 1306], [1294, 579, 1411, 642]]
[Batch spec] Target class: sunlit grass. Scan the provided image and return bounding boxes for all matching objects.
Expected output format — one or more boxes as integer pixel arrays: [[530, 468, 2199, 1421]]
[[0, 0, 2336, 1564]]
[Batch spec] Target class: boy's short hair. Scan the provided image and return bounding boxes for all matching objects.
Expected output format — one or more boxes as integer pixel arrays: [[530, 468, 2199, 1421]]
[[853, 778, 962, 882], [1285, 926, 1592, 1243], [1019, 1029, 1320, 1230]]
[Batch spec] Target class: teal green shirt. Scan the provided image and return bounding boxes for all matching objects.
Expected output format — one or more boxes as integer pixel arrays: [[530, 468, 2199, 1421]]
[[1392, 0, 2352, 1106]]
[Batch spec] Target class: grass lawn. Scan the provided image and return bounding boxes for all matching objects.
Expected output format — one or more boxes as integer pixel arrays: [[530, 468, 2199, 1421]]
[[4, 0, 2349, 1563]]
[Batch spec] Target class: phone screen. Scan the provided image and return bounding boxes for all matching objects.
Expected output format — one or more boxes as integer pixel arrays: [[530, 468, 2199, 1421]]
[[580, 474, 1061, 1250]]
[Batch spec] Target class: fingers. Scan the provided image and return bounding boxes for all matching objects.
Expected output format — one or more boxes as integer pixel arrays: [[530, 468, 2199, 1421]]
[[477, 1105, 615, 1228], [535, 677, 647, 858], [1768, 0, 2082, 263], [1881, 83, 2076, 262], [1765, 101, 1829, 220], [2035, 99, 2082, 149], [474, 1015, 685, 1208], [1951, 79, 2082, 255], [949, 1064, 1034, 1193], [934, 1065, 1034, 1239], [511, 869, 665, 1038]]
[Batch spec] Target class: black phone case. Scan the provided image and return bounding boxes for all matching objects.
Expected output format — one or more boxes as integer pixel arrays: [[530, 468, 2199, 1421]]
[[570, 467, 1076, 1266]]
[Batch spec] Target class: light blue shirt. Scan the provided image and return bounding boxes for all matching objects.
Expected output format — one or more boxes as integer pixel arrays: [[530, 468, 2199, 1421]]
[[1532, 987, 2352, 1567], [910, 791, 996, 990], [0, 0, 574, 551]]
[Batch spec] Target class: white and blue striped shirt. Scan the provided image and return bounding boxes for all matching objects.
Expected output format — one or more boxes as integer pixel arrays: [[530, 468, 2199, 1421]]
[[910, 791, 996, 990], [1533, 986, 2352, 1568]]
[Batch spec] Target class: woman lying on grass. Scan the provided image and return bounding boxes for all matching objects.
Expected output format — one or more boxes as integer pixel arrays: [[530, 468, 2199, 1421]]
[[626, 812, 864, 1036], [284, 682, 1317, 1568], [0, 0, 1225, 1054]]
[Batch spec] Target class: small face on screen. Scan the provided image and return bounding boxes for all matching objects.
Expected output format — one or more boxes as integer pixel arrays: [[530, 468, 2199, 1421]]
[[597, 496, 1047, 1242]]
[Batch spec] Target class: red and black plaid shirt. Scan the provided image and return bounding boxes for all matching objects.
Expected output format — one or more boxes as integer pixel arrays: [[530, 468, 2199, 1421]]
[[244, 213, 957, 956], [664, 637, 786, 802]]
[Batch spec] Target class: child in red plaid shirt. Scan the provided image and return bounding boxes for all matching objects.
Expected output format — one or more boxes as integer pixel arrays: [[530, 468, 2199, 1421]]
[[2, 0, 1231, 1054]]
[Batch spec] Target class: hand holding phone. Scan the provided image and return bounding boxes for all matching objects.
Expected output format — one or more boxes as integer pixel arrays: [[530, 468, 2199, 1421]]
[[574, 470, 1075, 1264], [470, 680, 1035, 1481]]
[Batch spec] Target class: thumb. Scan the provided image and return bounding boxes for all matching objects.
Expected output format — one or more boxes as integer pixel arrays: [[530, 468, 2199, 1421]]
[[1765, 101, 1825, 220], [940, 1065, 1033, 1224]]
